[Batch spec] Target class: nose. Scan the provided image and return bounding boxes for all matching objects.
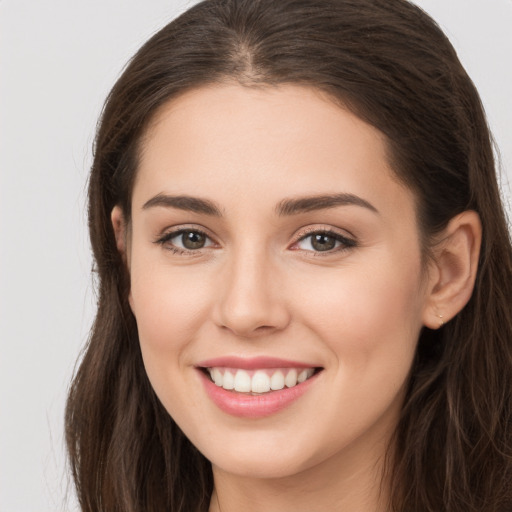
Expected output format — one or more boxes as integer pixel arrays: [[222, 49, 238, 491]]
[[214, 248, 291, 338]]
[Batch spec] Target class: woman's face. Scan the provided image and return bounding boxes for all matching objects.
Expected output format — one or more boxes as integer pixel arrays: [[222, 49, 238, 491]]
[[122, 84, 434, 480]]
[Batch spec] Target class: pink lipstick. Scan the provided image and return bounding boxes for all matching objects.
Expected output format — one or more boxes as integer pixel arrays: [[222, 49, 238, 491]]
[[196, 357, 322, 418]]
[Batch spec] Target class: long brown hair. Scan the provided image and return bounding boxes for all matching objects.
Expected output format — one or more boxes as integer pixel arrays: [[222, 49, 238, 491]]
[[66, 1, 512, 510]]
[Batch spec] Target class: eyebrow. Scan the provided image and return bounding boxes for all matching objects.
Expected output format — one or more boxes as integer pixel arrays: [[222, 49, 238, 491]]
[[141, 192, 378, 217], [276, 193, 379, 216], [142, 194, 222, 216]]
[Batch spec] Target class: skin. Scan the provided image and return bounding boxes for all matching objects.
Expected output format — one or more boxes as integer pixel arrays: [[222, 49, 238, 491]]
[[112, 84, 481, 512]]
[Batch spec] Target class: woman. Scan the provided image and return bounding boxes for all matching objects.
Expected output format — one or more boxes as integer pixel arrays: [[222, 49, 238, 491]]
[[65, 0, 512, 510]]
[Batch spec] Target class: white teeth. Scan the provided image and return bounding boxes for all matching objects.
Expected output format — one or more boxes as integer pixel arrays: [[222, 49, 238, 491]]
[[212, 368, 223, 387], [223, 370, 235, 390], [297, 369, 309, 383], [270, 371, 285, 391], [251, 371, 271, 393], [285, 369, 298, 388], [207, 367, 316, 393], [234, 370, 252, 392]]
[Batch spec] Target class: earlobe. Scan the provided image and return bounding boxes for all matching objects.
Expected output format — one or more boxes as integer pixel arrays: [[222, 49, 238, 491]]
[[423, 211, 482, 329]]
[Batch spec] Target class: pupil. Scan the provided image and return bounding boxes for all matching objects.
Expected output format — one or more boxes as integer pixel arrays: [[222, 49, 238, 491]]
[[312, 234, 335, 251], [182, 231, 206, 249]]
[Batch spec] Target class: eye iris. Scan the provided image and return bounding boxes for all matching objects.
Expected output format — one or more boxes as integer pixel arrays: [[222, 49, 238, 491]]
[[182, 231, 206, 249], [311, 233, 336, 251]]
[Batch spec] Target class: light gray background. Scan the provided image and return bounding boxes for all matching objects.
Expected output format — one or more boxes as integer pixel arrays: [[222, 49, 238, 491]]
[[1, 1, 510, 510]]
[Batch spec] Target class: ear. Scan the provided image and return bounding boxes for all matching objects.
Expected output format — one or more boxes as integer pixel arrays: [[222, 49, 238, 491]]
[[111, 206, 135, 310], [111, 205, 129, 265], [422, 211, 482, 329]]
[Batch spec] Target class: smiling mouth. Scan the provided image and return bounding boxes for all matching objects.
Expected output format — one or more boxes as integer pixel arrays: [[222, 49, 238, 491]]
[[203, 367, 321, 394]]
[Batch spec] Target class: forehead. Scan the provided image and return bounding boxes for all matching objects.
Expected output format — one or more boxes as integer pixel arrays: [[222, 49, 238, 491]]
[[134, 83, 415, 220]]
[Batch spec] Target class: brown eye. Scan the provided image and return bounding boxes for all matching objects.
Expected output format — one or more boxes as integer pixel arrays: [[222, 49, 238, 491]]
[[310, 233, 337, 251], [156, 228, 214, 252], [181, 230, 207, 249], [294, 230, 356, 253]]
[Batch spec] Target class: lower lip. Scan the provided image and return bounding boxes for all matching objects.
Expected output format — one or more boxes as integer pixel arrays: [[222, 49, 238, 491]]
[[198, 370, 320, 418]]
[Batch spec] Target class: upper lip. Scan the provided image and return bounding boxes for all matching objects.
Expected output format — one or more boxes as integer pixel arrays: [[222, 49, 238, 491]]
[[196, 356, 320, 370]]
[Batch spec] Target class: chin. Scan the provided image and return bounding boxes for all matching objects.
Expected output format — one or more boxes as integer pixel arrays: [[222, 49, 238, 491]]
[[210, 450, 313, 480]]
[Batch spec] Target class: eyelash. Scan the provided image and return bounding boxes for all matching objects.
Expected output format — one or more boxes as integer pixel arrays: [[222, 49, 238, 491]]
[[154, 227, 357, 256], [293, 228, 357, 255], [154, 227, 214, 255]]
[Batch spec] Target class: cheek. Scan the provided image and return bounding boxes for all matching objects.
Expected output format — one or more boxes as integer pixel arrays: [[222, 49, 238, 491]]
[[128, 259, 217, 423], [128, 255, 213, 373], [286, 259, 424, 452], [295, 256, 425, 373]]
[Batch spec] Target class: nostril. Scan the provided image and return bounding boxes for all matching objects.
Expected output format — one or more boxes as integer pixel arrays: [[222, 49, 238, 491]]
[[254, 325, 276, 332], [219, 323, 279, 339]]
